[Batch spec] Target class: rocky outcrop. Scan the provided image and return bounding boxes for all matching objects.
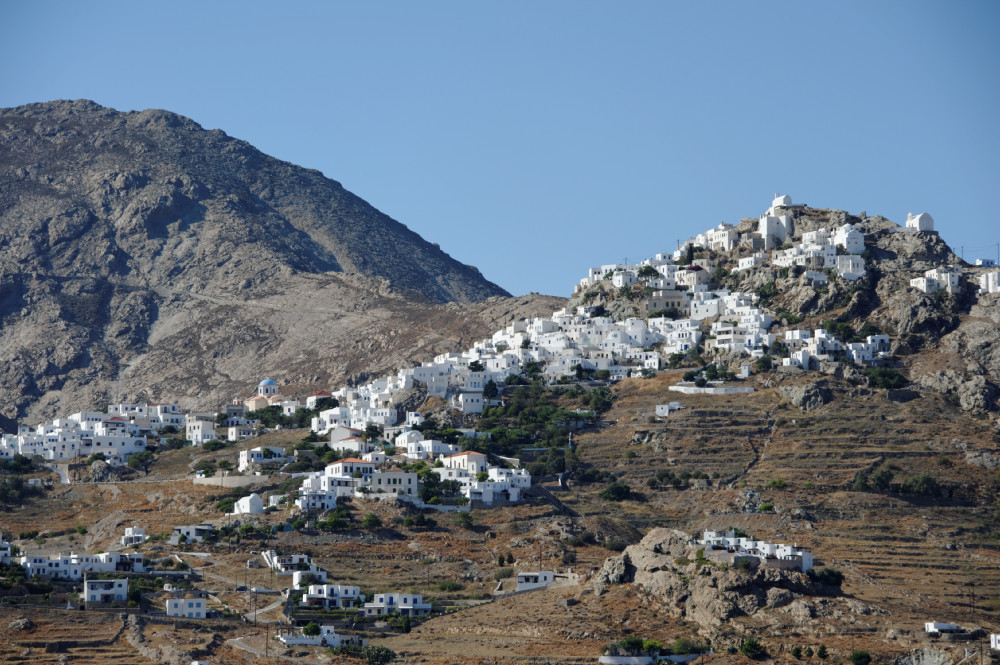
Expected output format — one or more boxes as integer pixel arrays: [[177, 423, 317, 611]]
[[592, 528, 816, 629], [779, 381, 833, 411], [917, 369, 998, 412]]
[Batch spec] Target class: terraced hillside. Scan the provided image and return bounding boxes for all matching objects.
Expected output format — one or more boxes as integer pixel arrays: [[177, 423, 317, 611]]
[[561, 370, 1000, 632]]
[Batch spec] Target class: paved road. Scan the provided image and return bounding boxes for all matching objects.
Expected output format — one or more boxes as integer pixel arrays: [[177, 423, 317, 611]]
[[43, 463, 70, 484]]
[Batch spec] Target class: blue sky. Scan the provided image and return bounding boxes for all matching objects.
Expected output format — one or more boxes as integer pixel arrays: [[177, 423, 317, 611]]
[[2, 1, 998, 296]]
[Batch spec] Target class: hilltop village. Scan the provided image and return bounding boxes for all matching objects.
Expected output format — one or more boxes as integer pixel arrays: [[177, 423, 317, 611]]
[[3, 194, 1000, 664]]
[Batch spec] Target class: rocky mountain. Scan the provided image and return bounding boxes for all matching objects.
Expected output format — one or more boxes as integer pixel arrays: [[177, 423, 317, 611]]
[[0, 100, 560, 427]]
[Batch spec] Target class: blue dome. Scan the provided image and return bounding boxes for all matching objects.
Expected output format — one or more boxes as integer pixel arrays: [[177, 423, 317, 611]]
[[259, 378, 277, 386]]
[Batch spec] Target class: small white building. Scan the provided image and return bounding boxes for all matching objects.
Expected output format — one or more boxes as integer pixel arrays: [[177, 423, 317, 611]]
[[516, 571, 554, 592], [905, 212, 934, 232], [169, 524, 214, 545], [300, 583, 362, 610], [925, 621, 960, 634], [166, 594, 207, 619], [230, 493, 264, 515], [82, 578, 127, 604], [278, 624, 341, 647], [238, 447, 286, 472], [979, 271, 1000, 295], [120, 525, 148, 547], [363, 592, 432, 617]]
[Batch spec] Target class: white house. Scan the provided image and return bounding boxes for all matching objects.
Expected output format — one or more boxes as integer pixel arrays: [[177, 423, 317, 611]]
[[292, 569, 328, 589], [169, 524, 214, 545], [238, 447, 286, 472], [121, 525, 148, 547], [300, 583, 361, 610], [363, 592, 432, 617], [911, 265, 960, 295], [978, 271, 1000, 295], [166, 594, 207, 619], [441, 451, 488, 475], [278, 624, 341, 647], [82, 578, 127, 604], [185, 417, 216, 446], [516, 571, 555, 592], [925, 622, 959, 634], [833, 223, 865, 254]]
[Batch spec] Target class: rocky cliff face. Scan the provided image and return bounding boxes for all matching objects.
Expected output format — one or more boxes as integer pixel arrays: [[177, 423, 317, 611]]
[[0, 100, 559, 426]]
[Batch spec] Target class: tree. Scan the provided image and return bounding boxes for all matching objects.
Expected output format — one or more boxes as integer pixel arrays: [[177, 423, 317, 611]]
[[361, 512, 382, 529], [740, 638, 765, 659], [483, 379, 499, 400], [849, 651, 871, 665], [361, 645, 397, 665], [871, 468, 894, 491], [456, 511, 474, 529], [302, 622, 321, 636], [476, 471, 488, 482], [791, 646, 803, 659], [901, 473, 940, 497], [599, 481, 631, 501], [468, 360, 485, 372], [365, 424, 383, 443], [637, 265, 659, 279], [816, 645, 828, 659]]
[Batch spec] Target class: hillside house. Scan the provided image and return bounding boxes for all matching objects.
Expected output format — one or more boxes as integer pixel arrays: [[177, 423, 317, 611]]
[[367, 468, 418, 497], [121, 525, 148, 547], [516, 571, 555, 592], [238, 446, 286, 472], [363, 592, 431, 617], [292, 569, 328, 589], [169, 524, 214, 545], [166, 593, 207, 619], [278, 624, 342, 647], [925, 622, 960, 634], [82, 578, 127, 605], [442, 451, 488, 475], [911, 265, 960, 295], [300, 583, 361, 609], [979, 271, 1000, 295]]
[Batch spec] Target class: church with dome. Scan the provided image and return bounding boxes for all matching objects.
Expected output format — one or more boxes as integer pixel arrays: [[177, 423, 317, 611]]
[[258, 378, 279, 398]]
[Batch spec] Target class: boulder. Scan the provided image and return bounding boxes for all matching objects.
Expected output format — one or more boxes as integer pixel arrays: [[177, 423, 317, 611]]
[[779, 381, 832, 411]]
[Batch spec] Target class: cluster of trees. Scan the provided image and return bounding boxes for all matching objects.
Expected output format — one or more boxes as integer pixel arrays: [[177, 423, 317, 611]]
[[245, 396, 340, 430], [0, 476, 42, 507], [853, 468, 941, 497]]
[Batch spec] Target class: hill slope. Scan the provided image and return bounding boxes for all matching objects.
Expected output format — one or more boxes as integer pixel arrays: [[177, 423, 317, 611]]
[[0, 100, 545, 426]]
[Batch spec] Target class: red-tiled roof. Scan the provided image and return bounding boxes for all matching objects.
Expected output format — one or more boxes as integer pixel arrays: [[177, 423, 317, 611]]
[[332, 458, 368, 464], [444, 451, 485, 458]]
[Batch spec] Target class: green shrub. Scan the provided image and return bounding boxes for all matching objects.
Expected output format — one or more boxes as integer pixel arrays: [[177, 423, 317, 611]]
[[849, 651, 871, 665], [817, 645, 828, 659], [864, 367, 907, 390], [808, 567, 844, 586], [437, 581, 463, 592], [759, 502, 774, 512], [493, 567, 514, 581], [740, 637, 765, 659], [599, 481, 631, 501], [901, 473, 940, 497], [791, 646, 803, 659]]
